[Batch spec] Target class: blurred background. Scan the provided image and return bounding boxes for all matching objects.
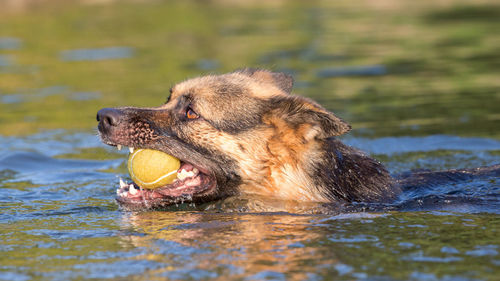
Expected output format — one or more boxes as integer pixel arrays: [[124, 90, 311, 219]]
[[1, 1, 500, 280], [1, 0, 499, 138]]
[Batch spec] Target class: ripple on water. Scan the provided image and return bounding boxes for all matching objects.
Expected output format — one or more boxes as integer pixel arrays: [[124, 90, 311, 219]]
[[316, 65, 387, 77], [246, 271, 286, 281], [465, 245, 498, 257], [409, 272, 471, 281], [0, 131, 499, 281], [160, 268, 219, 280], [0, 86, 104, 104], [0, 271, 30, 281], [344, 135, 500, 155], [403, 252, 463, 263], [0, 130, 102, 156], [54, 260, 163, 280], [0, 151, 119, 185], [60, 47, 134, 61], [399, 242, 416, 248], [328, 234, 379, 243], [24, 228, 117, 241], [0, 54, 14, 67], [334, 263, 353, 276], [441, 246, 460, 254], [0, 37, 22, 49]]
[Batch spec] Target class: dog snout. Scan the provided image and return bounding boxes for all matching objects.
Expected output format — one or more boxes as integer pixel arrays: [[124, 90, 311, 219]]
[[97, 108, 124, 130]]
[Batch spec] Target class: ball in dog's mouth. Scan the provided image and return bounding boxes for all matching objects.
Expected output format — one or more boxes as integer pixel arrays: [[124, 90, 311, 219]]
[[113, 145, 216, 209], [128, 149, 181, 189]]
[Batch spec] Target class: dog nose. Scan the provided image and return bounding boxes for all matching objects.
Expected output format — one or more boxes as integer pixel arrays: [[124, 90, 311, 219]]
[[97, 108, 122, 128]]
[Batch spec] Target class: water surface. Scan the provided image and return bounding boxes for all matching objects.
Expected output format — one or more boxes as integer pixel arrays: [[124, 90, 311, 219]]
[[1, 0, 499, 280]]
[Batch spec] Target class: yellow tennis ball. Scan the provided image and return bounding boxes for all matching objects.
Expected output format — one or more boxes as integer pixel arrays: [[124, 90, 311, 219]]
[[128, 149, 180, 189]]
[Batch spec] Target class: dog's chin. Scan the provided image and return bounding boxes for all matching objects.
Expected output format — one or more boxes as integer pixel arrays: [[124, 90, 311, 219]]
[[104, 141, 218, 210], [115, 169, 217, 210]]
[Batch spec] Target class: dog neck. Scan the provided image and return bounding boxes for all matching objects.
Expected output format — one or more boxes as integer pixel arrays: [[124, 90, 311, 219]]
[[316, 138, 399, 203], [238, 135, 398, 204]]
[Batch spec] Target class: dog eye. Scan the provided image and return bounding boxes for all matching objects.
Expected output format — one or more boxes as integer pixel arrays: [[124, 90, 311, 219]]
[[186, 107, 199, 120]]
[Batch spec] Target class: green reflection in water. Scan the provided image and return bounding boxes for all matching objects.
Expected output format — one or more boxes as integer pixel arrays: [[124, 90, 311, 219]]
[[103, 211, 499, 280], [1, 1, 499, 280], [0, 0, 499, 138]]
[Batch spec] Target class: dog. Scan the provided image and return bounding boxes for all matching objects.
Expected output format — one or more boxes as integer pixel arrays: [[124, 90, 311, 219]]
[[97, 69, 499, 210]]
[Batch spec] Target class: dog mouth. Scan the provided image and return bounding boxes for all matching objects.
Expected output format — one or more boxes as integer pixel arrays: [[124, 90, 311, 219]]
[[110, 144, 217, 209]]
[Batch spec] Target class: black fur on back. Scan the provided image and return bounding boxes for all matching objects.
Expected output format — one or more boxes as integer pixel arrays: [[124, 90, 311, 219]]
[[313, 137, 400, 203]]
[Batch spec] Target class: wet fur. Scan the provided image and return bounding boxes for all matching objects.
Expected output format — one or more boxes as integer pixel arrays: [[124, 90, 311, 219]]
[[98, 69, 498, 208]]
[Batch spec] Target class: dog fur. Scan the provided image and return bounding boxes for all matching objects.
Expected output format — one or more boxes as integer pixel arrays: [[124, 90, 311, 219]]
[[96, 69, 409, 209]]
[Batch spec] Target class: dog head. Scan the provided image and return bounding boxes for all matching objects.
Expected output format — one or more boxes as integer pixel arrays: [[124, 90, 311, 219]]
[[97, 69, 351, 209]]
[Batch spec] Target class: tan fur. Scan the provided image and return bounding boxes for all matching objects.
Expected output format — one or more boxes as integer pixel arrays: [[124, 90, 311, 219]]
[[166, 71, 341, 202], [172, 72, 287, 101], [98, 69, 396, 208], [176, 108, 328, 202]]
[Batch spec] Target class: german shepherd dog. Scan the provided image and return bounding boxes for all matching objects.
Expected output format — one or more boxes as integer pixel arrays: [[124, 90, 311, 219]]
[[97, 69, 499, 210]]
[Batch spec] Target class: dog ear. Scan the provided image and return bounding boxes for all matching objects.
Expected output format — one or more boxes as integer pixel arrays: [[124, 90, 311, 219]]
[[269, 95, 351, 138], [234, 68, 294, 94]]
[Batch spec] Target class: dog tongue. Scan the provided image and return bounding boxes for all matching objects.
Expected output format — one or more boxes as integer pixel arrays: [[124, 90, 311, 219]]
[[180, 162, 194, 172]]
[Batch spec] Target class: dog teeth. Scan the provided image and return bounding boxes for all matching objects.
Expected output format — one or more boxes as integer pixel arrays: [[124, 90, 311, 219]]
[[117, 144, 122, 151], [177, 171, 187, 181], [129, 147, 135, 154], [119, 178, 127, 188], [129, 184, 138, 195], [118, 189, 127, 197], [177, 169, 195, 181], [193, 168, 199, 175]]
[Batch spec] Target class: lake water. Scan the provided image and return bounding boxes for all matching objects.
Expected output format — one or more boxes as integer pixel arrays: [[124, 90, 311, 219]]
[[1, 1, 499, 280]]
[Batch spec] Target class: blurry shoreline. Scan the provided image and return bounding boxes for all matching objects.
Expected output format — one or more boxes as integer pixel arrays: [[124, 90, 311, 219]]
[[0, 0, 291, 13], [2, 0, 498, 13]]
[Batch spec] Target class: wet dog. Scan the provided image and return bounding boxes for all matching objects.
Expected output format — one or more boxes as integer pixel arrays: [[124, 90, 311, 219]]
[[97, 69, 498, 210]]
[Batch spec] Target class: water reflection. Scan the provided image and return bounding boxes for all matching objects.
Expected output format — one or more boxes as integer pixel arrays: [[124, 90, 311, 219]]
[[69, 91, 101, 101], [0, 54, 14, 67], [0, 86, 67, 104], [317, 65, 387, 78], [121, 211, 327, 280], [1, 0, 499, 279], [345, 135, 500, 156], [114, 210, 499, 280], [60, 47, 134, 61], [0, 150, 118, 185], [0, 37, 21, 50]]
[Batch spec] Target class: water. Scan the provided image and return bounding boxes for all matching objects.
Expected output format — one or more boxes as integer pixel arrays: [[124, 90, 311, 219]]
[[1, 0, 499, 280]]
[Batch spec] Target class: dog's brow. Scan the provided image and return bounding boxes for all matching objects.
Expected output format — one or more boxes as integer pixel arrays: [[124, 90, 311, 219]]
[[180, 93, 192, 102], [164, 87, 174, 104], [171, 94, 191, 111]]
